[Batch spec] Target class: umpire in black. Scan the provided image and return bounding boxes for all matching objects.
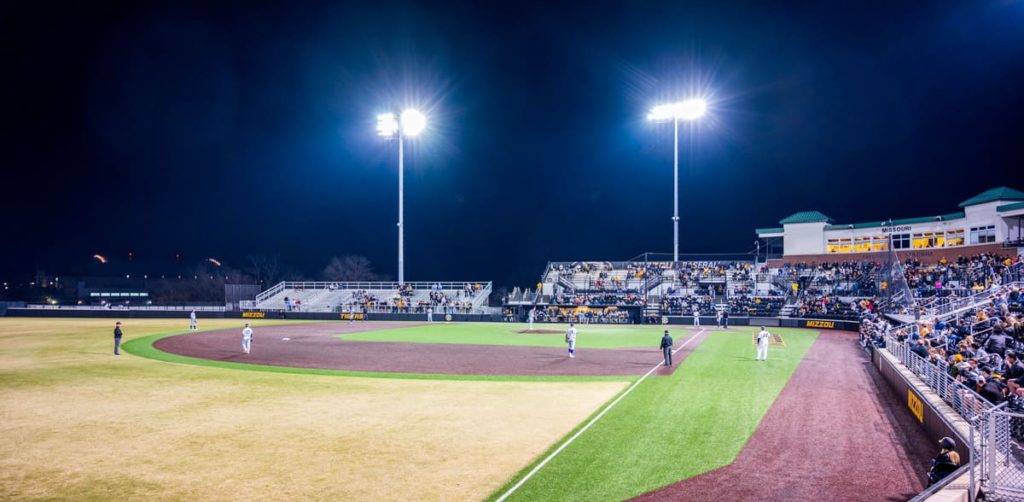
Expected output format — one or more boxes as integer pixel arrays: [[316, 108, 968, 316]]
[[660, 330, 674, 366], [113, 321, 123, 355]]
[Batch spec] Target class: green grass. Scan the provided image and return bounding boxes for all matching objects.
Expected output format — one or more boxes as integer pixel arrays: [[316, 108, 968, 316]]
[[491, 327, 820, 502], [341, 322, 687, 349], [124, 330, 633, 383]]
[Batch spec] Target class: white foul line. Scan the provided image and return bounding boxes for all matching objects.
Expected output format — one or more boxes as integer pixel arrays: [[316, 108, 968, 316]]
[[495, 328, 707, 502]]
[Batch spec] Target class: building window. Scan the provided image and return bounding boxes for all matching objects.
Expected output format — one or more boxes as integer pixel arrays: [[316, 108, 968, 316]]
[[892, 233, 911, 250], [969, 226, 996, 244], [945, 229, 965, 247], [826, 238, 853, 253], [912, 232, 943, 249], [872, 236, 889, 252]]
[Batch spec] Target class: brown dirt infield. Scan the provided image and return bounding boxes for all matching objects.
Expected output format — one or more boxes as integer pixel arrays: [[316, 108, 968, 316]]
[[154, 322, 696, 377], [631, 331, 933, 502]]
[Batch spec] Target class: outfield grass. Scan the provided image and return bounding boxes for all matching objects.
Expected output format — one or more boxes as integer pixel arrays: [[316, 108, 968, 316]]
[[492, 327, 820, 502], [0, 318, 627, 501], [341, 322, 685, 349]]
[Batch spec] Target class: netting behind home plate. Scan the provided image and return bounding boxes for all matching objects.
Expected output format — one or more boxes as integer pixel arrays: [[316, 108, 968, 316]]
[[877, 244, 917, 315]]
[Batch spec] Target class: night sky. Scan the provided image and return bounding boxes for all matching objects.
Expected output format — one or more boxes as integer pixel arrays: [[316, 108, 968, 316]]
[[2, 1, 1023, 289]]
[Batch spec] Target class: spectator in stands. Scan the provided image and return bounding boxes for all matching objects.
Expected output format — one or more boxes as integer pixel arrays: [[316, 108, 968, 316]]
[[927, 437, 961, 486], [911, 339, 930, 359]]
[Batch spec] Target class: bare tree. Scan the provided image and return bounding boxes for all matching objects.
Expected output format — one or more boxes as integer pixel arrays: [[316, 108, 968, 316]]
[[246, 255, 281, 286], [322, 255, 381, 282]]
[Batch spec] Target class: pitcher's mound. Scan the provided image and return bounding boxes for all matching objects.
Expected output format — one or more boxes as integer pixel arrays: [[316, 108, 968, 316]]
[[515, 329, 564, 334]]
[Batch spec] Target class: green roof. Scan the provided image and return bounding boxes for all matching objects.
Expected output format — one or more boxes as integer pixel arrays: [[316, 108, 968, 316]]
[[998, 201, 1024, 212], [779, 211, 833, 225], [959, 186, 1024, 208], [755, 227, 784, 234], [824, 211, 966, 231]]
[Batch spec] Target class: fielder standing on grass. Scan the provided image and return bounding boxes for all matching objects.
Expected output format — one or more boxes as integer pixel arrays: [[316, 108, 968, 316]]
[[113, 321, 123, 355], [756, 326, 771, 361], [660, 330, 674, 366], [241, 323, 253, 354], [528, 307, 536, 330], [565, 322, 577, 358], [189, 309, 197, 333]]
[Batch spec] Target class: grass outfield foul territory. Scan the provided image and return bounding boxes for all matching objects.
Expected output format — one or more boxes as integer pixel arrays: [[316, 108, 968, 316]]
[[492, 327, 819, 502], [0, 318, 627, 501], [341, 322, 683, 349]]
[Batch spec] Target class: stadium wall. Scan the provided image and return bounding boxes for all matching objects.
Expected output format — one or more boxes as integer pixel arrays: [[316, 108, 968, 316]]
[[659, 316, 860, 331], [869, 345, 972, 463]]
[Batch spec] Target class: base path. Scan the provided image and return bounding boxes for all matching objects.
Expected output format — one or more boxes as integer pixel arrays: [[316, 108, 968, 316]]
[[632, 331, 933, 502], [154, 322, 689, 377]]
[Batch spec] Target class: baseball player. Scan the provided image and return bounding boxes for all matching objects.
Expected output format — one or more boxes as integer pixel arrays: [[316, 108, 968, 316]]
[[241, 323, 253, 354], [660, 330, 674, 366], [189, 309, 197, 333], [427, 307, 434, 323], [692, 305, 700, 327], [565, 322, 578, 358], [756, 326, 771, 361], [528, 308, 536, 330]]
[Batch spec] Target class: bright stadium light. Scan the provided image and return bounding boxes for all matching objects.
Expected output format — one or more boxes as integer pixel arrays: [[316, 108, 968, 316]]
[[647, 97, 708, 263], [376, 107, 429, 285], [377, 113, 399, 138], [647, 98, 707, 122], [400, 109, 426, 137]]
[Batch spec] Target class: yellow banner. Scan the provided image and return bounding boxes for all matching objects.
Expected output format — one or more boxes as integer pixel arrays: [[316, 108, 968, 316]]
[[907, 390, 924, 423], [340, 313, 365, 320], [242, 311, 266, 319]]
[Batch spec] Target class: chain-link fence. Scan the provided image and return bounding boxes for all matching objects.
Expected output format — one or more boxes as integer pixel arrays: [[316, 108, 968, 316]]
[[973, 407, 1024, 501]]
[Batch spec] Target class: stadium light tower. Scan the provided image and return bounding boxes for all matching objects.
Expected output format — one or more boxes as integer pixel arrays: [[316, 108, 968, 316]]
[[647, 98, 707, 263], [377, 109, 427, 285]]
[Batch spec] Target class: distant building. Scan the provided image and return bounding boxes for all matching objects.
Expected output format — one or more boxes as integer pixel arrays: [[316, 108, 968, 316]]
[[757, 186, 1024, 264]]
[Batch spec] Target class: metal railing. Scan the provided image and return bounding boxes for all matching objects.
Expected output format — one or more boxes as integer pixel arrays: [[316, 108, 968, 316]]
[[255, 281, 492, 304], [883, 333, 995, 421], [972, 406, 1024, 502], [22, 304, 226, 312]]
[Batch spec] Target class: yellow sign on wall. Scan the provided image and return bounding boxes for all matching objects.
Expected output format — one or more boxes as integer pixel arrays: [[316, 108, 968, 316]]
[[242, 311, 266, 319], [340, 313, 365, 320], [805, 320, 835, 329], [907, 390, 924, 423]]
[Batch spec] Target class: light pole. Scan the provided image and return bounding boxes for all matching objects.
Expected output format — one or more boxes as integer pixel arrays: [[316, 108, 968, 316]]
[[377, 109, 426, 285], [647, 98, 707, 263]]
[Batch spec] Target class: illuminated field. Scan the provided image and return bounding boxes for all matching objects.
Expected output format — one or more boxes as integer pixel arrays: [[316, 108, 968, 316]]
[[0, 318, 625, 500]]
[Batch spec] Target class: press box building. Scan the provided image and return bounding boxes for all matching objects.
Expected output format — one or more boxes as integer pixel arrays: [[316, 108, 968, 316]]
[[756, 186, 1024, 265]]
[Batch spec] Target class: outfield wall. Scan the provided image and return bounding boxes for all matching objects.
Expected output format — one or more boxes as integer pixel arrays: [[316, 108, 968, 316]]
[[2, 308, 863, 332]]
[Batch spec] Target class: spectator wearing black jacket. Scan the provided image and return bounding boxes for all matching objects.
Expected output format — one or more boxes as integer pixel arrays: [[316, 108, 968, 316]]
[[986, 330, 1011, 357], [911, 339, 930, 359]]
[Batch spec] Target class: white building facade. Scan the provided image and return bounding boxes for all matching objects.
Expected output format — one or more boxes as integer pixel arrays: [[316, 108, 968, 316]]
[[757, 187, 1024, 263]]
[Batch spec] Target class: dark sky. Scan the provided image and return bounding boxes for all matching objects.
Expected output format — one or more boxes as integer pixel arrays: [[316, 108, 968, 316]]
[[2, 1, 1023, 288]]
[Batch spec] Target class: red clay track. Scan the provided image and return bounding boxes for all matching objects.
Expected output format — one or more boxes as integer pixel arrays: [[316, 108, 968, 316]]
[[154, 322, 695, 377], [632, 331, 933, 502]]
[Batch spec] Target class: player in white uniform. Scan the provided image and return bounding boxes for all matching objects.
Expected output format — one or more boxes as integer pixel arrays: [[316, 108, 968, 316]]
[[565, 322, 578, 358], [528, 308, 536, 330], [242, 323, 253, 354], [692, 305, 700, 326], [427, 307, 434, 323], [189, 309, 197, 333], [756, 326, 770, 361]]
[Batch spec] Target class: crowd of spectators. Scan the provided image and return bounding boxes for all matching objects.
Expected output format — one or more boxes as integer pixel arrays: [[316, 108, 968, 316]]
[[861, 285, 1024, 407]]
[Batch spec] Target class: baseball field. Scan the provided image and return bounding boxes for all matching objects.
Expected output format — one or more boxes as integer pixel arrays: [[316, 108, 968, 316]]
[[0, 318, 932, 500]]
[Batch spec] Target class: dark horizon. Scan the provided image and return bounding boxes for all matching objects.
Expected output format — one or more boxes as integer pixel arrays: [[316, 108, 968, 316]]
[[2, 1, 1023, 290]]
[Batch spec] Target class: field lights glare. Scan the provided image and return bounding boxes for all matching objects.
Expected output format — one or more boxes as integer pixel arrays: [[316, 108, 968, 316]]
[[400, 109, 426, 137], [647, 98, 707, 122], [376, 109, 427, 138]]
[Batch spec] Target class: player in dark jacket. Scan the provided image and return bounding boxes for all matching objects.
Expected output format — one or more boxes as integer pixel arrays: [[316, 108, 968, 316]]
[[660, 330, 674, 366], [927, 437, 961, 486]]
